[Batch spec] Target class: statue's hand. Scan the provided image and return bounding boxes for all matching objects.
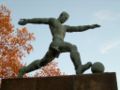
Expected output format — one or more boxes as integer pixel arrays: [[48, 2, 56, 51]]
[[18, 19, 27, 25], [91, 24, 101, 29]]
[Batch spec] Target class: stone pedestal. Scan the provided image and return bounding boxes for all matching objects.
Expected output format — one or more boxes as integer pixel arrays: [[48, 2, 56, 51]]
[[1, 72, 118, 90]]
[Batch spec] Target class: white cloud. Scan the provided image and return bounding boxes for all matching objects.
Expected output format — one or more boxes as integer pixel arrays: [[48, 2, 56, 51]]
[[93, 10, 120, 23], [100, 41, 120, 54]]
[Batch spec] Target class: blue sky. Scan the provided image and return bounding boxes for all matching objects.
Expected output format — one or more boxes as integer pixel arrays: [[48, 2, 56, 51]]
[[0, 0, 120, 88]]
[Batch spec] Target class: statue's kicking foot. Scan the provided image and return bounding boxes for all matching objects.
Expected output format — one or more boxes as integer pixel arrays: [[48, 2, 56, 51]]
[[18, 66, 26, 78], [76, 62, 92, 75]]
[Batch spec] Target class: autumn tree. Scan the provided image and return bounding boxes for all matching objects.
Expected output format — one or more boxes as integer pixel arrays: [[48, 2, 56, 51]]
[[0, 5, 34, 78], [34, 60, 64, 77]]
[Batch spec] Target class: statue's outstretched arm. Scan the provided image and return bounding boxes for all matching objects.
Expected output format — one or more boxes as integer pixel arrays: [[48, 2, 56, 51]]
[[18, 18, 50, 25], [66, 24, 100, 32]]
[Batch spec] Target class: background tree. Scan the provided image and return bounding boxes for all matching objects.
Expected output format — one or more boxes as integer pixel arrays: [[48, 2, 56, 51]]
[[0, 5, 34, 78], [34, 60, 64, 77], [0, 4, 64, 79]]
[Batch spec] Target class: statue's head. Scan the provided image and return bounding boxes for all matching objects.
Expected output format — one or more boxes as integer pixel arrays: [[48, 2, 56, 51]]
[[58, 11, 69, 23]]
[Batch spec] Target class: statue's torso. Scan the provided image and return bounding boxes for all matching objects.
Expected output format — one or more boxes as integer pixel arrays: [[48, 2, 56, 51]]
[[49, 18, 66, 41]]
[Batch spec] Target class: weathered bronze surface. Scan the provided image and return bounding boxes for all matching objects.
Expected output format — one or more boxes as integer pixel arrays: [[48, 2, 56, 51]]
[[18, 11, 101, 77]]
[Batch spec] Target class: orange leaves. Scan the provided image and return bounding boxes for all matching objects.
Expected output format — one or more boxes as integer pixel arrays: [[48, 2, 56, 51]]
[[0, 5, 34, 78], [16, 27, 35, 46], [34, 61, 63, 77], [0, 5, 13, 35], [0, 5, 62, 79]]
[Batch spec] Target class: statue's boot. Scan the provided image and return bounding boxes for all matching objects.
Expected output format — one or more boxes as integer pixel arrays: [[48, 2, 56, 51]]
[[76, 62, 92, 74]]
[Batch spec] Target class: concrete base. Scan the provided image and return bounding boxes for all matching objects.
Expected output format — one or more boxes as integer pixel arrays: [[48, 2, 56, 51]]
[[1, 72, 118, 90]]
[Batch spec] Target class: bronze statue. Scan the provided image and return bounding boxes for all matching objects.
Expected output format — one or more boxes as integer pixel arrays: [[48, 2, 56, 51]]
[[18, 11, 100, 77]]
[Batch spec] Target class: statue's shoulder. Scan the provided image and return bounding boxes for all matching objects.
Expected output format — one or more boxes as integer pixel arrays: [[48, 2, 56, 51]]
[[49, 18, 56, 21], [49, 18, 57, 24]]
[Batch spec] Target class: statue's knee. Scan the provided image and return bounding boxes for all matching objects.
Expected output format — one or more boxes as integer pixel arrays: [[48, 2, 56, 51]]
[[71, 45, 78, 51]]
